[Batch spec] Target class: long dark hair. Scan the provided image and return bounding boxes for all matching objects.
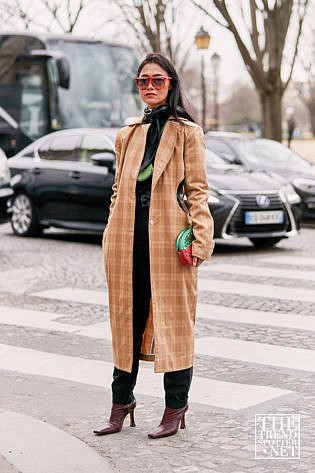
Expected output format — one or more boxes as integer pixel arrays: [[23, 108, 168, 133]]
[[137, 53, 195, 123]]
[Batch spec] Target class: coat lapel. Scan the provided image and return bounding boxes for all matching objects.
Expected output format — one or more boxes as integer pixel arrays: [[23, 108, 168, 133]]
[[152, 120, 177, 191], [123, 122, 150, 181]]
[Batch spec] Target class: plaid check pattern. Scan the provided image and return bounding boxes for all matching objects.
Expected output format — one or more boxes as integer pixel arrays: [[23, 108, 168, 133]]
[[103, 117, 214, 373]]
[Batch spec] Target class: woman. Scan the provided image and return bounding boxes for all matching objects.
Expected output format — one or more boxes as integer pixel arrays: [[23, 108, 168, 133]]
[[94, 53, 214, 439]]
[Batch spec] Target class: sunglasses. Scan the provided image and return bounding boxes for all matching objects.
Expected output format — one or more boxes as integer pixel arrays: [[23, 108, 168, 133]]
[[134, 76, 172, 90]]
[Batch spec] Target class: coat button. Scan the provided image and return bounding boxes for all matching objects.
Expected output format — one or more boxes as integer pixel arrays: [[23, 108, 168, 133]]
[[150, 219, 154, 225]]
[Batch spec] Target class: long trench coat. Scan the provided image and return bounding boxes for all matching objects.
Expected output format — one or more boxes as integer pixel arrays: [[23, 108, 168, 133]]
[[102, 116, 214, 373]]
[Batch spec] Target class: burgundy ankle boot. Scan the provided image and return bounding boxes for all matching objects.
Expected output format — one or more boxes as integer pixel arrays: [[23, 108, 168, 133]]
[[148, 405, 188, 439], [93, 400, 136, 436]]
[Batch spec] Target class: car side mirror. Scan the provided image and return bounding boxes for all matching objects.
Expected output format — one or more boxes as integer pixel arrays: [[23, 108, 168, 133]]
[[56, 56, 70, 89], [90, 152, 115, 172]]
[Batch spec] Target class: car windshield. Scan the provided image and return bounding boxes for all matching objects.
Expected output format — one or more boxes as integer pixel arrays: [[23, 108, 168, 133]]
[[233, 138, 311, 170], [205, 148, 235, 171]]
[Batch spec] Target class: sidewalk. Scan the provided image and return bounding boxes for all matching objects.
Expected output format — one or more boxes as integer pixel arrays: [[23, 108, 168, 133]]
[[290, 139, 315, 163]]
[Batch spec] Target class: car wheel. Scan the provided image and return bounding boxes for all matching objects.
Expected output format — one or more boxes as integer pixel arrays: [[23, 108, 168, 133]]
[[249, 237, 283, 248], [11, 193, 43, 237]]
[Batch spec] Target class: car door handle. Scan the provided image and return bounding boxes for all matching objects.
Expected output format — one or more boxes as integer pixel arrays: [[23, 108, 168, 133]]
[[32, 167, 41, 175], [68, 171, 81, 179]]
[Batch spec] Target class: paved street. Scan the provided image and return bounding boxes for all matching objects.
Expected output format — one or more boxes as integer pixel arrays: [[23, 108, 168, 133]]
[[0, 222, 315, 472]]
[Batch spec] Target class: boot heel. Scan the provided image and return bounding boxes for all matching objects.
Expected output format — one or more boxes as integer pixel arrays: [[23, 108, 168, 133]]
[[129, 409, 136, 427], [180, 413, 186, 429]]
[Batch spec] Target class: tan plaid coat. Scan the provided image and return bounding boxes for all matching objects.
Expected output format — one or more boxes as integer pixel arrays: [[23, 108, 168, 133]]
[[102, 116, 214, 373]]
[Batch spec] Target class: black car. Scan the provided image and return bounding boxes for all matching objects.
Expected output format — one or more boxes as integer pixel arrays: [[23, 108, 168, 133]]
[[0, 147, 13, 223], [205, 149, 301, 247], [205, 132, 315, 222], [8, 129, 301, 248], [8, 129, 115, 235]]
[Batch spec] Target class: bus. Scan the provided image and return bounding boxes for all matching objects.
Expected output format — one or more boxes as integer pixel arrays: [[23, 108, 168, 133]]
[[0, 32, 142, 156]]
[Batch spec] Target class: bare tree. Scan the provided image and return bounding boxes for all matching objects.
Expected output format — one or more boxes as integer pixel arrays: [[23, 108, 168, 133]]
[[1, 0, 93, 33], [220, 82, 261, 131], [192, 0, 310, 141], [113, 0, 204, 73], [294, 13, 315, 136]]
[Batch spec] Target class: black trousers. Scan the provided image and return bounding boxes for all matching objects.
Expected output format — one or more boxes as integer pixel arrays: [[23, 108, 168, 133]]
[[112, 197, 193, 408]]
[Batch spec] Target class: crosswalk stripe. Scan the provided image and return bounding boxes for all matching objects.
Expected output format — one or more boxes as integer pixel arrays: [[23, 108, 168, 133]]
[[0, 343, 293, 411], [0, 267, 42, 294], [259, 256, 315, 267], [0, 306, 111, 339], [1, 305, 314, 372], [203, 263, 315, 281], [33, 278, 315, 306], [196, 337, 315, 372], [32, 287, 108, 305], [197, 303, 315, 332], [198, 278, 315, 303], [2, 303, 315, 336]]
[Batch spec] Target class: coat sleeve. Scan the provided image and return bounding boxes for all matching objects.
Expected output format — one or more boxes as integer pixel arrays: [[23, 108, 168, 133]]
[[102, 130, 123, 246], [183, 124, 214, 260], [106, 131, 123, 224]]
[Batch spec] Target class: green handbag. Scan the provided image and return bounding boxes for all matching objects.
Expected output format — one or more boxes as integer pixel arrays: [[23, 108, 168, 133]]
[[176, 227, 195, 265]]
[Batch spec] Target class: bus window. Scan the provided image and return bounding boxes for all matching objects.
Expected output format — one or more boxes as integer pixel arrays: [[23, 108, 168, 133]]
[[0, 57, 49, 141], [0, 34, 142, 156], [47, 39, 141, 128]]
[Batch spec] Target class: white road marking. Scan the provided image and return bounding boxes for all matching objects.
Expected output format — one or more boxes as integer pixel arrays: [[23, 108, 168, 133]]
[[0, 306, 111, 339], [33, 279, 315, 306], [198, 278, 315, 303], [197, 303, 315, 332], [2, 303, 315, 338], [0, 267, 42, 294], [205, 263, 315, 281], [196, 337, 315, 372], [32, 287, 108, 305], [0, 411, 113, 473], [0, 344, 293, 411], [1, 305, 314, 372], [259, 256, 315, 267]]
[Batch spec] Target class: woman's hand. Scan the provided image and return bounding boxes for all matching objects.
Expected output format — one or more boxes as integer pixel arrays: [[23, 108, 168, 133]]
[[192, 256, 204, 267]]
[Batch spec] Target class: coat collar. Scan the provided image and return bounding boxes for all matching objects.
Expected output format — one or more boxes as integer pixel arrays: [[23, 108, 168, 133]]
[[124, 116, 178, 190]]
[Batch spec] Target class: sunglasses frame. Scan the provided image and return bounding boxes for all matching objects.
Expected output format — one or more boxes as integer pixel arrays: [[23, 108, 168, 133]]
[[134, 76, 172, 90]]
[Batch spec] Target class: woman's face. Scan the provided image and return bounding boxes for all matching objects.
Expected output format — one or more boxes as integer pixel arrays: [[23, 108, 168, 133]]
[[137, 63, 172, 109]]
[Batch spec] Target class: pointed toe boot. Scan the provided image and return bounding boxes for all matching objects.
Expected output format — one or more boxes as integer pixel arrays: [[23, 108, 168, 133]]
[[148, 405, 188, 439], [93, 400, 136, 436]]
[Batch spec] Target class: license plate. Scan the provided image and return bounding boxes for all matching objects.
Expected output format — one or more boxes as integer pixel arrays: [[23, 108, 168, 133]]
[[245, 210, 284, 225]]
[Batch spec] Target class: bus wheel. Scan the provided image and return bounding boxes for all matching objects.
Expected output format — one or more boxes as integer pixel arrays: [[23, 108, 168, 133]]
[[11, 193, 43, 237]]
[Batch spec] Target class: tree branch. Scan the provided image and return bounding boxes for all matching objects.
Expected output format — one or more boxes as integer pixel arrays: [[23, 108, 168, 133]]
[[283, 0, 310, 90]]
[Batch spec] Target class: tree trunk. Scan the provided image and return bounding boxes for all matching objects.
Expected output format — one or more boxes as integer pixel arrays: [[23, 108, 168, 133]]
[[307, 101, 315, 137], [259, 88, 283, 141]]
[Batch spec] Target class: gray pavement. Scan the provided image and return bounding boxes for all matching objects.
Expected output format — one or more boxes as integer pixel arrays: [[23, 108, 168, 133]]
[[290, 139, 315, 163], [0, 222, 315, 472]]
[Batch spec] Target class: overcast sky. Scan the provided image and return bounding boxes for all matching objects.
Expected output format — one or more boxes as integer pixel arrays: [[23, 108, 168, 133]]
[[8, 0, 314, 99]]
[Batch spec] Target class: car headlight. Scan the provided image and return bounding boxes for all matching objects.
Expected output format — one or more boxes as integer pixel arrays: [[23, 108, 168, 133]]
[[283, 184, 301, 204], [207, 190, 220, 204], [0, 155, 10, 183], [293, 178, 315, 193]]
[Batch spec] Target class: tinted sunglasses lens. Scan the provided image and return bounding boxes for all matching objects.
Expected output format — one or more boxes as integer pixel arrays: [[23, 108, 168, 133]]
[[152, 78, 165, 88], [135, 78, 148, 89]]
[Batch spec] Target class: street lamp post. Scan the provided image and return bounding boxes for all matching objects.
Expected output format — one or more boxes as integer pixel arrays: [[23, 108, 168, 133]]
[[211, 52, 221, 130], [195, 27, 210, 131]]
